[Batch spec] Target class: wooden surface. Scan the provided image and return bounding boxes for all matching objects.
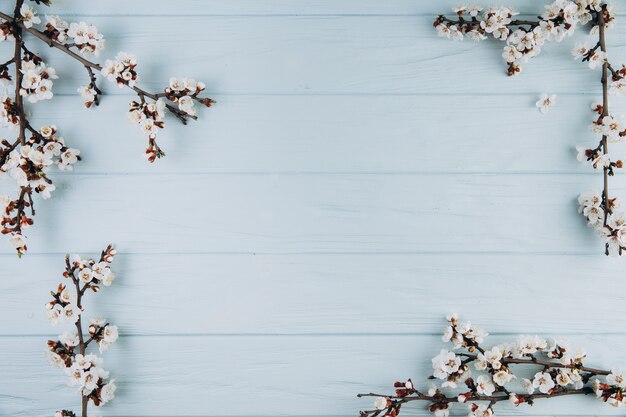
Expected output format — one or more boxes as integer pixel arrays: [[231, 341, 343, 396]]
[[0, 1, 625, 416]]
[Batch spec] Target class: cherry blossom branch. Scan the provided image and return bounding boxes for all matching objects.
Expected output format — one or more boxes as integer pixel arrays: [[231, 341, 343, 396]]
[[12, 0, 26, 145], [0, 0, 214, 255], [434, 2, 626, 256], [47, 245, 118, 417], [357, 315, 624, 417]]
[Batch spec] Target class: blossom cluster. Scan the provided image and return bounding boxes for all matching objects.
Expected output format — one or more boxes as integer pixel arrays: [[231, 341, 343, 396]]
[[434, 1, 614, 76], [46, 246, 118, 415], [435, 1, 626, 256], [1, 125, 80, 255], [19, 53, 58, 103], [44, 16, 105, 57], [128, 98, 166, 162], [127, 77, 214, 162], [360, 315, 626, 417], [573, 47, 626, 255], [101, 52, 139, 88], [0, 0, 213, 255]]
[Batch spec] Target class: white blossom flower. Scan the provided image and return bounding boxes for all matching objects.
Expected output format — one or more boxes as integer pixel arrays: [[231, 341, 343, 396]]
[[610, 79, 626, 96], [67, 22, 105, 56], [536, 93, 557, 114], [99, 380, 116, 404], [59, 331, 80, 347], [521, 378, 535, 394], [78, 267, 93, 283], [8, 233, 27, 253], [433, 408, 449, 417], [47, 307, 61, 324], [601, 115, 626, 142], [475, 374, 495, 396], [517, 335, 547, 356], [474, 354, 488, 371], [61, 303, 81, 323], [607, 369, 626, 388], [101, 52, 138, 87], [20, 4, 41, 29], [58, 148, 80, 170], [591, 152, 611, 169], [432, 350, 461, 380], [502, 45, 522, 63], [468, 404, 493, 417], [572, 42, 590, 60], [492, 369, 515, 386], [532, 371, 556, 394], [374, 397, 388, 410], [579, 191, 604, 226], [99, 325, 119, 353], [588, 50, 607, 70], [178, 95, 196, 116], [47, 351, 66, 369], [556, 370, 571, 386]]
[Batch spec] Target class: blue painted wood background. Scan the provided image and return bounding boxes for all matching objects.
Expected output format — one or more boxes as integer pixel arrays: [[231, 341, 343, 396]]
[[1, 1, 626, 416]]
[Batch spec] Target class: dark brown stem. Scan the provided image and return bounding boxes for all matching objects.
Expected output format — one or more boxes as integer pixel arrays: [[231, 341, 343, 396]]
[[358, 387, 593, 403], [12, 0, 26, 145], [69, 266, 88, 417], [358, 386, 593, 417], [0, 10, 198, 123], [438, 16, 541, 30], [598, 7, 610, 227]]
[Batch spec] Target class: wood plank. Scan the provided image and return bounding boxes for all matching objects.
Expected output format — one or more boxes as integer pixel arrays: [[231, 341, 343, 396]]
[[0, 94, 618, 174], [1, 334, 625, 416], [0, 173, 621, 255], [1, 16, 617, 95], [18, 1, 575, 17], [0, 253, 625, 336]]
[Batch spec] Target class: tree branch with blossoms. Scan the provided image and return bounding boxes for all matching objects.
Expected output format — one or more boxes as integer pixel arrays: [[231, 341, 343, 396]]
[[0, 0, 214, 256], [434, 1, 626, 256], [358, 314, 626, 417], [46, 245, 119, 417]]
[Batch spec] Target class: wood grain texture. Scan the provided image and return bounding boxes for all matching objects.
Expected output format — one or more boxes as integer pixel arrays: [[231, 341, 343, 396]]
[[36, 1, 584, 16], [0, 173, 622, 255], [1, 335, 626, 417], [0, 253, 624, 336], [0, 1, 625, 416], [2, 15, 623, 95], [1, 95, 622, 174]]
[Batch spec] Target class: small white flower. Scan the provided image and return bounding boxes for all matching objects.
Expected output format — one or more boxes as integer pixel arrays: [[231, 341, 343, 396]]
[[556, 370, 571, 386], [521, 378, 535, 394], [8, 233, 27, 252], [59, 331, 80, 347], [61, 304, 81, 323], [492, 369, 515, 386], [608, 369, 626, 388], [588, 50, 607, 70], [100, 380, 117, 404], [20, 4, 41, 29], [610, 79, 626, 96], [536, 93, 557, 114], [432, 350, 461, 380], [475, 374, 496, 396], [47, 351, 66, 369], [572, 42, 590, 60], [178, 95, 197, 116], [78, 267, 93, 283], [532, 371, 556, 394], [374, 397, 388, 410]]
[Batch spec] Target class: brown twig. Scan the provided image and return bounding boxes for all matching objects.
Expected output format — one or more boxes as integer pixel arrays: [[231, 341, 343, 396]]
[[11, 0, 26, 145], [0, 10, 199, 123]]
